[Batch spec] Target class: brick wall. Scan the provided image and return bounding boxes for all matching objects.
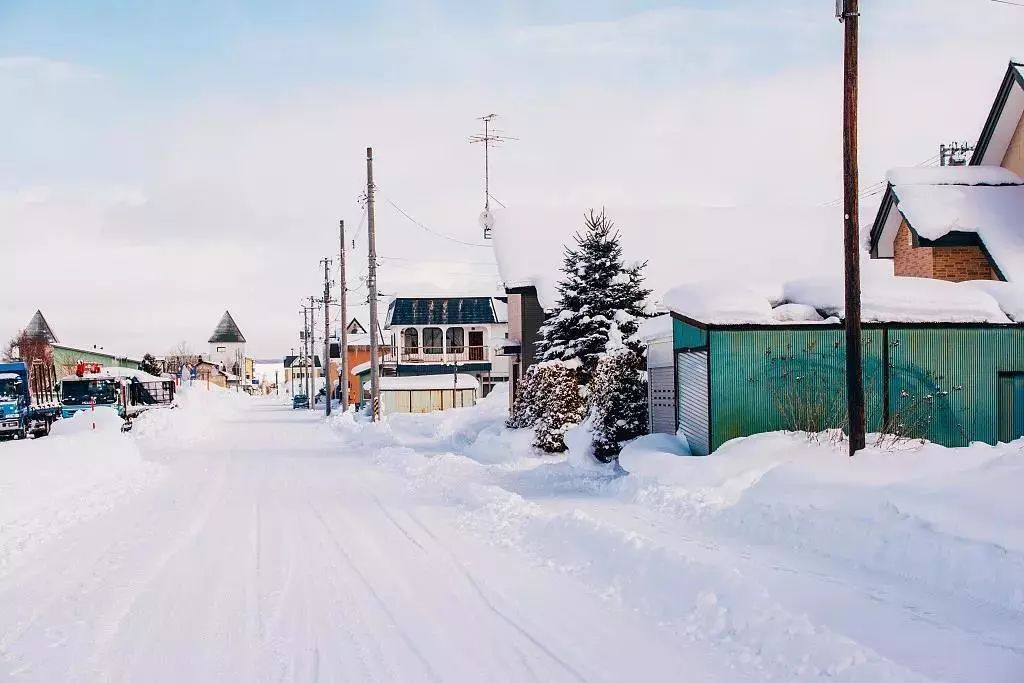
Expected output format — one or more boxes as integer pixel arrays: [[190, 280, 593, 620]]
[[892, 221, 997, 282]]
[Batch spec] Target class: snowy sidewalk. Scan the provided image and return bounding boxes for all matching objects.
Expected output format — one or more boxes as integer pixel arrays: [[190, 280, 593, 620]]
[[0, 396, 737, 682]]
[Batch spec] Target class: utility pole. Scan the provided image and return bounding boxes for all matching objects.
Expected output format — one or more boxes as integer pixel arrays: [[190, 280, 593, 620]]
[[309, 294, 317, 409], [839, 0, 865, 456], [366, 147, 382, 421], [338, 219, 349, 412], [301, 307, 310, 405], [321, 257, 333, 417]]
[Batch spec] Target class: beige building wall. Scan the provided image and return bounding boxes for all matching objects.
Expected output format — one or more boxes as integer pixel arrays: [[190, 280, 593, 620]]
[[1000, 111, 1024, 177]]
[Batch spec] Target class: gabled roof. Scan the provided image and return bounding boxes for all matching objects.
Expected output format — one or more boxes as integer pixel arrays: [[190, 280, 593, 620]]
[[971, 61, 1024, 166], [208, 311, 246, 343], [385, 297, 500, 327], [24, 310, 58, 343], [346, 318, 367, 334], [868, 166, 1024, 282]]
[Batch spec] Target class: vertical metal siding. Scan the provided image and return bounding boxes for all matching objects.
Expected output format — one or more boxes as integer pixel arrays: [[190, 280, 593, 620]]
[[888, 327, 1024, 446], [708, 328, 885, 451], [673, 319, 708, 351], [677, 351, 710, 455]]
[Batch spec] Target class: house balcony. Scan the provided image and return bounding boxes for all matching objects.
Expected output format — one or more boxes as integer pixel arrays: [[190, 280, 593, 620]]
[[383, 345, 490, 365]]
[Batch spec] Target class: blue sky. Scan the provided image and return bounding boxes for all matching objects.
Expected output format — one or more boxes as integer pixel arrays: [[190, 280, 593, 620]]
[[3, 0, 1024, 356]]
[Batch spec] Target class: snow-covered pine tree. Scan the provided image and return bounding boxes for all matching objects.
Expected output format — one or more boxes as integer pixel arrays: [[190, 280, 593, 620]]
[[588, 348, 649, 461], [531, 362, 586, 453], [506, 364, 541, 429], [535, 209, 651, 382]]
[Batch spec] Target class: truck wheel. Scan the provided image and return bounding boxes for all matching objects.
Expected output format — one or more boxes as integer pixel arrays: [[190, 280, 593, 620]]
[[35, 420, 52, 438], [16, 428, 27, 440]]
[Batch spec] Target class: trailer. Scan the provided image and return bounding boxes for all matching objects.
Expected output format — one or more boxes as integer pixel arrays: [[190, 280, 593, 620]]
[[0, 360, 61, 440], [60, 362, 175, 429]]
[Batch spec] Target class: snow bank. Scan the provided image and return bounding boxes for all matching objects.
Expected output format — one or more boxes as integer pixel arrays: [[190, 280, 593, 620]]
[[617, 431, 1024, 610], [961, 279, 1024, 321], [0, 415, 163, 577], [50, 406, 125, 435], [618, 433, 693, 483], [132, 383, 251, 446]]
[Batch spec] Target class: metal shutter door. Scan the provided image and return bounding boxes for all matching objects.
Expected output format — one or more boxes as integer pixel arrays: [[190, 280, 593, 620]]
[[677, 351, 709, 455]]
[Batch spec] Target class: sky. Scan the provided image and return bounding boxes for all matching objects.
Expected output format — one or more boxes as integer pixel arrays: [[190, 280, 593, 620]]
[[3, 0, 1024, 358]]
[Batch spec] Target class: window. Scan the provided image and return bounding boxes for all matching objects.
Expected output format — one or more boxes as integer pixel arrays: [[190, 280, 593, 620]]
[[446, 327, 465, 354], [403, 328, 419, 353], [423, 327, 443, 354], [216, 346, 225, 352]]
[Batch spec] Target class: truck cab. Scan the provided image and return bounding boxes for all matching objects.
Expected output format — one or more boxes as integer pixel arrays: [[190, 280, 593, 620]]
[[0, 360, 61, 439], [61, 363, 176, 427]]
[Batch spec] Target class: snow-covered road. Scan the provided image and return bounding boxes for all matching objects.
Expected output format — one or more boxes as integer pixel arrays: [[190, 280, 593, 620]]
[[1, 391, 1021, 682], [0, 399, 736, 682]]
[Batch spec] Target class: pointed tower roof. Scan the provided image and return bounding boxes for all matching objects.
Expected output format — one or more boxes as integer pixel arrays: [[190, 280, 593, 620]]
[[208, 311, 246, 343], [24, 310, 58, 343]]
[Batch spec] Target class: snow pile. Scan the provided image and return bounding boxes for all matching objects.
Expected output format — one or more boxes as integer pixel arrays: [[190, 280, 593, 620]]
[[617, 432, 693, 483], [0, 416, 163, 576], [667, 274, 1015, 324], [664, 282, 775, 324], [962, 279, 1024, 321], [633, 313, 673, 342], [49, 405, 125, 435], [132, 383, 250, 446], [784, 275, 1010, 323]]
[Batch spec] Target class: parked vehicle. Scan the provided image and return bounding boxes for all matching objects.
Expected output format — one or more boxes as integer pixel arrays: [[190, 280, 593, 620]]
[[292, 394, 309, 409], [60, 363, 175, 429], [0, 360, 61, 440]]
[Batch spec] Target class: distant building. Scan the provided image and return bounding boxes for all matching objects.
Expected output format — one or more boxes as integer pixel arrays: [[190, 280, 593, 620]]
[[207, 310, 246, 375], [20, 310, 141, 376], [378, 296, 510, 398]]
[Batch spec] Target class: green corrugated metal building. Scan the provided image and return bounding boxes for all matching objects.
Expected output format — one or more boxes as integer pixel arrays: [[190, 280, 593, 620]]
[[673, 315, 1024, 454], [52, 344, 141, 377]]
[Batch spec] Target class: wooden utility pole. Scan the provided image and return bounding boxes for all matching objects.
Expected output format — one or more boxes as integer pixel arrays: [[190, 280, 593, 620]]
[[366, 147, 382, 421], [321, 257, 333, 417], [338, 219, 349, 412], [839, 0, 865, 455], [309, 294, 317, 409]]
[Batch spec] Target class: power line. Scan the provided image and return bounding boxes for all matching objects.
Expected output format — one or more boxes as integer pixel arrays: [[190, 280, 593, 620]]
[[379, 193, 491, 248], [991, 0, 1024, 7]]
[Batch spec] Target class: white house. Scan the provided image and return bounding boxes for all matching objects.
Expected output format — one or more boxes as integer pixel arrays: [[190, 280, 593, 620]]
[[379, 296, 510, 398]]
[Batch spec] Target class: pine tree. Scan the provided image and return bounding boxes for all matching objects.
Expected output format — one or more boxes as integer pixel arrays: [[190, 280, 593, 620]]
[[588, 349, 649, 461], [507, 365, 542, 429], [536, 209, 651, 382], [532, 362, 586, 453], [139, 353, 162, 376]]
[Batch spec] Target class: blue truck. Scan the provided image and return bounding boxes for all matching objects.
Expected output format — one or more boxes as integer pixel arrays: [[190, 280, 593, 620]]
[[0, 360, 61, 440]]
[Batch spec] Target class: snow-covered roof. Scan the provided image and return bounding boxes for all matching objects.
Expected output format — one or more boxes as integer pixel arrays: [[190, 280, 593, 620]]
[[972, 61, 1024, 166], [872, 166, 1024, 282], [0, 372, 21, 381], [667, 275, 1017, 326], [634, 314, 673, 342], [364, 374, 481, 392], [350, 360, 372, 376], [492, 205, 847, 310]]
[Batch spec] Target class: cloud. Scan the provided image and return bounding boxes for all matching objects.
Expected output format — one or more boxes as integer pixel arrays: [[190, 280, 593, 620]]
[[0, 56, 100, 83]]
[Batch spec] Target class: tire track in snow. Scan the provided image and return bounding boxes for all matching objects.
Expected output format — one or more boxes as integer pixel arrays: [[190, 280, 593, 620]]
[[404, 511, 590, 683], [308, 501, 443, 683]]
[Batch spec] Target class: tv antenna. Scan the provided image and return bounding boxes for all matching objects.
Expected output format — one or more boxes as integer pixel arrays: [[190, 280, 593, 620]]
[[469, 113, 517, 238]]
